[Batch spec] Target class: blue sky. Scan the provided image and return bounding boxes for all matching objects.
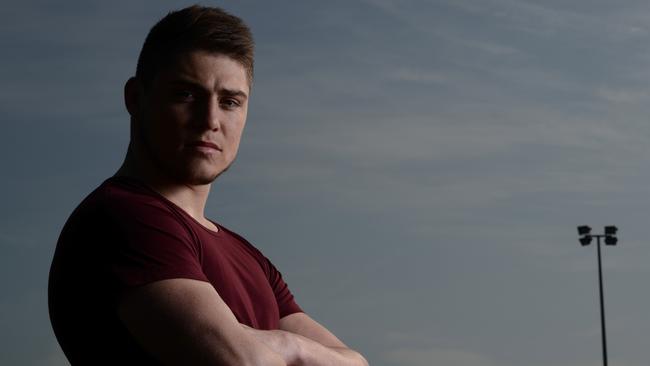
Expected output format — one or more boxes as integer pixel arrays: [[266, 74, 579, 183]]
[[3, 1, 650, 365]]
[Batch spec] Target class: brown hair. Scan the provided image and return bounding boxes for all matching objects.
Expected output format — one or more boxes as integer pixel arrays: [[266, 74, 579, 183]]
[[135, 5, 254, 88]]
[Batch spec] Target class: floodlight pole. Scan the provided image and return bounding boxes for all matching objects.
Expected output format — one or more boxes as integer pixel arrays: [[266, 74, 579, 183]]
[[594, 234, 608, 366], [578, 226, 617, 366]]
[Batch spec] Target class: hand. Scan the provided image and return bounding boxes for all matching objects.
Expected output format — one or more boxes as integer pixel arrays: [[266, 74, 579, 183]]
[[241, 323, 368, 366]]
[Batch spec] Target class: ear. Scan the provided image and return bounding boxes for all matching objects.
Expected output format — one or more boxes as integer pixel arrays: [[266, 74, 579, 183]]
[[124, 77, 142, 119]]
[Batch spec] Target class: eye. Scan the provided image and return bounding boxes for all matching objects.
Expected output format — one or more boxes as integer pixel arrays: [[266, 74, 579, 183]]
[[173, 90, 195, 102], [220, 98, 241, 110]]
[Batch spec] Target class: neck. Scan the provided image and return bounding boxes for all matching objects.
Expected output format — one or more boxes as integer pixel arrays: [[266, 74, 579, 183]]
[[114, 143, 212, 223]]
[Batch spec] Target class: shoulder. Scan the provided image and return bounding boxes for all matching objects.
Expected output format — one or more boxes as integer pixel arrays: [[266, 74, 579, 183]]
[[101, 177, 171, 215], [71, 176, 166, 215], [99, 177, 188, 226], [63, 177, 197, 243]]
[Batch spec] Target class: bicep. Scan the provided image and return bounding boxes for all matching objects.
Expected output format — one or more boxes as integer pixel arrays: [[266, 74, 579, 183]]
[[279, 312, 348, 349], [117, 278, 285, 366]]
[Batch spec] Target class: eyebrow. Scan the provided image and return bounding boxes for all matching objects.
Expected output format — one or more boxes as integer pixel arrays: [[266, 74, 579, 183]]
[[169, 78, 248, 100], [218, 88, 248, 100]]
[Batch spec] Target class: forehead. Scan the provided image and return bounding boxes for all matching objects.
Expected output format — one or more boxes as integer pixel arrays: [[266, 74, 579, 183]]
[[155, 51, 250, 91]]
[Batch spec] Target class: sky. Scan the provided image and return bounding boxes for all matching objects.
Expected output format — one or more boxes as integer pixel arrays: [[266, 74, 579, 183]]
[[2, 0, 650, 365]]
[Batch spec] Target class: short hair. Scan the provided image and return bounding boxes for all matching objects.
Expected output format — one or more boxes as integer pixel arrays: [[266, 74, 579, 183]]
[[135, 5, 254, 88]]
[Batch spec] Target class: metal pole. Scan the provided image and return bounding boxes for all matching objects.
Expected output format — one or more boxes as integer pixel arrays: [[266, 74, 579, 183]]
[[596, 236, 608, 366]]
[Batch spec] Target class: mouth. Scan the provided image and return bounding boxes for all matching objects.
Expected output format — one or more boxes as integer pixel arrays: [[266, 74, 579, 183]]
[[187, 141, 222, 152]]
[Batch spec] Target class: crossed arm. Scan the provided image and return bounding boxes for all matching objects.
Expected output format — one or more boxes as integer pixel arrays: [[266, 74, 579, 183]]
[[117, 278, 368, 366]]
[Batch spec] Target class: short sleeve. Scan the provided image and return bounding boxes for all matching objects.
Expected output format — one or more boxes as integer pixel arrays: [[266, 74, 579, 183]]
[[263, 257, 303, 318], [101, 189, 209, 290]]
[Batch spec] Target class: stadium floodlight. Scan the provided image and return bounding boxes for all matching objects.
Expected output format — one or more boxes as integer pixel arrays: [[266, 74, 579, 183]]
[[576, 225, 619, 366], [604, 226, 617, 236], [578, 225, 592, 236], [580, 235, 593, 246]]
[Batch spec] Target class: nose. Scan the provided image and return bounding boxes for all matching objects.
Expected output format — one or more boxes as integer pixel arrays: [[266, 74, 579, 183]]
[[197, 94, 221, 131]]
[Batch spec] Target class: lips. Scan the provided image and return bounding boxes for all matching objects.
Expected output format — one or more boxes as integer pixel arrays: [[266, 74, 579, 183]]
[[187, 141, 222, 151]]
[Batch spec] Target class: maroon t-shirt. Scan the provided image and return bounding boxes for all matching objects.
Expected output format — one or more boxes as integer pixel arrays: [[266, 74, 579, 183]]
[[48, 177, 302, 365]]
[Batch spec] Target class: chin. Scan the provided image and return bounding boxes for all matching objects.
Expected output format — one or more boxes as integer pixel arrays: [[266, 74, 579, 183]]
[[182, 163, 232, 185]]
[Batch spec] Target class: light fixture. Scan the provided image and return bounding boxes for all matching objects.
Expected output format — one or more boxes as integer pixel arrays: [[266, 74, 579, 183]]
[[578, 225, 592, 236], [604, 226, 617, 236]]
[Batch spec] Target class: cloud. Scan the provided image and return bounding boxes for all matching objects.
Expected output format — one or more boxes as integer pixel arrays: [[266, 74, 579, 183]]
[[389, 68, 451, 84], [451, 0, 650, 40], [596, 87, 650, 104]]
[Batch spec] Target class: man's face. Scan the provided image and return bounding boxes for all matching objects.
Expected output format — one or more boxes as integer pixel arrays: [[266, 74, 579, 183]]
[[134, 51, 250, 185]]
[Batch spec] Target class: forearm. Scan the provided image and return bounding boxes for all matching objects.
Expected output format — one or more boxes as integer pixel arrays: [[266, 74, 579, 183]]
[[243, 326, 368, 366], [296, 339, 369, 366]]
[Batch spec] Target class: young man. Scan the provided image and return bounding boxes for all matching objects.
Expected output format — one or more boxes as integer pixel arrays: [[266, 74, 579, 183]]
[[48, 6, 368, 366]]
